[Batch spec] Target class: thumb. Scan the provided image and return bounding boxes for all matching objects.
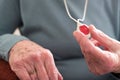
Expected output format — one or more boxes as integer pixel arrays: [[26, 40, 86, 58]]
[[89, 25, 119, 51]]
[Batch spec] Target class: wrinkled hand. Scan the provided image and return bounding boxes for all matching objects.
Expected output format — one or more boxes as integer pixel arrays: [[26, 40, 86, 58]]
[[9, 40, 63, 80], [73, 25, 120, 75]]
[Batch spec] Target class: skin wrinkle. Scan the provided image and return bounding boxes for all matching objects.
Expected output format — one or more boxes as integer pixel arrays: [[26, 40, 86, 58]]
[[86, 54, 107, 75], [44, 51, 58, 80], [87, 49, 116, 74], [73, 25, 120, 75], [90, 26, 118, 52], [9, 40, 63, 80]]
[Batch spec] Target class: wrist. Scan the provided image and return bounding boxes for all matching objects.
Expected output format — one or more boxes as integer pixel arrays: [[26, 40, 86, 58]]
[[9, 40, 30, 58]]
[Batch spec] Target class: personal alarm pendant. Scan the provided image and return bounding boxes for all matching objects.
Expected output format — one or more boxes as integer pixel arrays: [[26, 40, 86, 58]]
[[63, 0, 90, 38]]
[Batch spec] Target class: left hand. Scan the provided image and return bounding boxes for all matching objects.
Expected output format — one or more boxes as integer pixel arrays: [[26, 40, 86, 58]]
[[9, 40, 63, 80], [73, 25, 120, 75]]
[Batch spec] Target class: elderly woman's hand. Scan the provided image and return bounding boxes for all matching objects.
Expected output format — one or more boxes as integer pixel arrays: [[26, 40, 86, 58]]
[[73, 25, 120, 75], [9, 40, 63, 80]]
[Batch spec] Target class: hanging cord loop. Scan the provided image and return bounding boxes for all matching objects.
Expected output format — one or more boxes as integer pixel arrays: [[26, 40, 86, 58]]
[[63, 0, 88, 23]]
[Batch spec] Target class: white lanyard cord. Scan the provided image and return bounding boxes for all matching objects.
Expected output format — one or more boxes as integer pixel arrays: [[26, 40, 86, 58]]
[[63, 0, 88, 23]]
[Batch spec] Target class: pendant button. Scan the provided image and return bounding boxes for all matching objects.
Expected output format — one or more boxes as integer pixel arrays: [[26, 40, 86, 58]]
[[79, 25, 89, 35]]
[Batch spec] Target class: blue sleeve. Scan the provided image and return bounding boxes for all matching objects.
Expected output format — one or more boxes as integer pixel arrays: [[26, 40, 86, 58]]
[[0, 0, 28, 61]]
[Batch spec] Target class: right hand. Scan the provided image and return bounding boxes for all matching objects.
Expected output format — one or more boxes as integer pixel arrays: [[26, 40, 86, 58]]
[[73, 25, 120, 75], [9, 40, 63, 80]]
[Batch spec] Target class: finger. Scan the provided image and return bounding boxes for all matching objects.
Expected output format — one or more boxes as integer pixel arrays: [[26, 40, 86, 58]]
[[85, 50, 119, 75], [73, 30, 95, 51], [73, 29, 119, 74], [30, 71, 38, 80], [89, 25, 120, 51], [44, 50, 60, 80], [34, 55, 49, 80], [24, 62, 38, 80], [90, 38, 100, 46], [73, 30, 106, 60], [73, 30, 87, 45], [90, 38, 108, 50], [15, 68, 31, 80], [58, 70, 63, 80]]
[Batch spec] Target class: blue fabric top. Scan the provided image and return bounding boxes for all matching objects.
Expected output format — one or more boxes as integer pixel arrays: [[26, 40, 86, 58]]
[[0, 0, 120, 61]]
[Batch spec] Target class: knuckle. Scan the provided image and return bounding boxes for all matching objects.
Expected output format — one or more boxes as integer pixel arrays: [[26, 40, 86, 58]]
[[44, 49, 53, 58], [30, 52, 42, 61], [48, 71, 58, 80]]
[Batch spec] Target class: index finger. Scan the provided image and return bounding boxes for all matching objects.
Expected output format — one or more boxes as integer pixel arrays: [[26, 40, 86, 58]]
[[89, 25, 120, 51], [14, 67, 31, 80], [73, 30, 90, 46], [44, 50, 63, 80], [73, 30, 104, 57]]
